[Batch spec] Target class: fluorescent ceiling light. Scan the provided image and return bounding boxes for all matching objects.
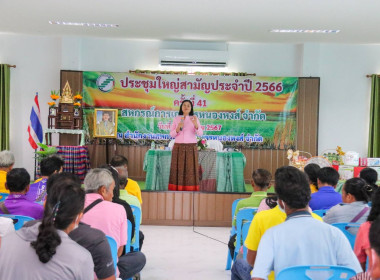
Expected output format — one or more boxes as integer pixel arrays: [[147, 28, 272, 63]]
[[49, 21, 119, 28], [270, 29, 340, 33]]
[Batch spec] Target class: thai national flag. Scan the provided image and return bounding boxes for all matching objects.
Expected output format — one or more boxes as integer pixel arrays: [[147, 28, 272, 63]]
[[27, 92, 43, 149]]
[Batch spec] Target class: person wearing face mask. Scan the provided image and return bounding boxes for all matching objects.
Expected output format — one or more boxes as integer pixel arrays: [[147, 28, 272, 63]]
[[231, 168, 323, 280], [49, 172, 116, 280], [251, 166, 361, 280], [169, 99, 203, 191], [0, 171, 94, 279], [81, 168, 146, 280]]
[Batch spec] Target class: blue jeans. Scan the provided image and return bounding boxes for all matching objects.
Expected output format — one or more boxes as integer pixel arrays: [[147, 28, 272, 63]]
[[231, 259, 253, 280]]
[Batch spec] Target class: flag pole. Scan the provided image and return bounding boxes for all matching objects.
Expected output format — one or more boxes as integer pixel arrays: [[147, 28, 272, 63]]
[[34, 148, 37, 181]]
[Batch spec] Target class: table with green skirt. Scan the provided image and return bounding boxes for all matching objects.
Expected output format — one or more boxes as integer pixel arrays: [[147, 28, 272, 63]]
[[143, 149, 246, 192]]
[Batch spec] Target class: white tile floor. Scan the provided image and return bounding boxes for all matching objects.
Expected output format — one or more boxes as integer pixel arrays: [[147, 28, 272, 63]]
[[139, 225, 232, 280]]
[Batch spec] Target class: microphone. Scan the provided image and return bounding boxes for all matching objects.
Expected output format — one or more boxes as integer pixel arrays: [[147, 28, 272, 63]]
[[180, 117, 184, 131]]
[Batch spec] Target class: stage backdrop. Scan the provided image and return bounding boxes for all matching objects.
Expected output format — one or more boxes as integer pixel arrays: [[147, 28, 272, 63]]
[[82, 72, 298, 149]]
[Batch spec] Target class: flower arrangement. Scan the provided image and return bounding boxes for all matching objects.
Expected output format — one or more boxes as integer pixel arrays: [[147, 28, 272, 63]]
[[73, 93, 83, 108], [336, 146, 345, 156], [287, 149, 310, 170], [197, 137, 207, 150], [48, 90, 60, 107]]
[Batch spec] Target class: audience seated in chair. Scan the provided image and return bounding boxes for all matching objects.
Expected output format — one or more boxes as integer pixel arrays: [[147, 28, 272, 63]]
[[42, 172, 117, 280], [111, 155, 143, 205], [250, 166, 361, 280], [81, 168, 146, 280], [0, 150, 15, 194], [323, 178, 371, 234], [354, 188, 380, 272], [0, 168, 43, 219], [231, 168, 323, 280], [0, 172, 94, 279], [25, 155, 64, 203], [109, 158, 144, 250], [228, 169, 272, 258], [103, 165, 145, 252], [309, 167, 342, 210], [304, 163, 321, 194]]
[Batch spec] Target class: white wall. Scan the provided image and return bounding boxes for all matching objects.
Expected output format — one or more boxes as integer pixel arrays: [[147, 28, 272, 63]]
[[0, 34, 61, 176], [0, 34, 379, 175], [317, 44, 380, 157]]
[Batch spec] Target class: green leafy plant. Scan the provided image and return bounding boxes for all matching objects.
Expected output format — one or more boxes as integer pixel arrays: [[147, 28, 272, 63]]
[[35, 143, 58, 161]]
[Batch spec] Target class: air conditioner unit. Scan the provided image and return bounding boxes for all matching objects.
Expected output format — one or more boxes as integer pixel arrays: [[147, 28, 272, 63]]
[[159, 49, 228, 67]]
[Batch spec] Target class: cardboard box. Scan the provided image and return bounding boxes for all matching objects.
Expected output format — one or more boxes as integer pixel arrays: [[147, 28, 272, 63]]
[[338, 165, 354, 180], [359, 158, 380, 167]]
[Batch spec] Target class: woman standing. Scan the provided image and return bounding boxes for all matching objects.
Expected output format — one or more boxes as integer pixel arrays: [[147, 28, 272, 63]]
[[169, 100, 203, 191]]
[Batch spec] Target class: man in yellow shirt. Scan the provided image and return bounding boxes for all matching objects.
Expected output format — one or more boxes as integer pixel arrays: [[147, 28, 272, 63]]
[[231, 169, 323, 280], [0, 151, 15, 194], [110, 155, 142, 204]]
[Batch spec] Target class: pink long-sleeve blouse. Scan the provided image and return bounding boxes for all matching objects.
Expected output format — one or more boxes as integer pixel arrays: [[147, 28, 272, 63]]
[[169, 115, 203, 144]]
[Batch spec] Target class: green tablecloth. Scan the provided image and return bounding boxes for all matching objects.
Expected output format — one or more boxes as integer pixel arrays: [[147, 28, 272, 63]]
[[143, 150, 246, 192], [335, 180, 345, 194]]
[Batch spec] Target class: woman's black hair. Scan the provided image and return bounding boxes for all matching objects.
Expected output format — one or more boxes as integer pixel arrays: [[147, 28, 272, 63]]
[[360, 167, 378, 185], [368, 188, 380, 222], [178, 100, 194, 116], [31, 173, 85, 263], [343, 177, 372, 203], [360, 168, 378, 197], [304, 163, 320, 189], [265, 194, 278, 209]]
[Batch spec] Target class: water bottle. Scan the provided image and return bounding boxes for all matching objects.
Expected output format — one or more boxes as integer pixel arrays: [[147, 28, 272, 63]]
[[151, 141, 155, 150]]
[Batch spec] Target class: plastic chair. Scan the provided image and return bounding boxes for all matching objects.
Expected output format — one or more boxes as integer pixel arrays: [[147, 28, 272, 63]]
[[277, 265, 356, 280], [332, 223, 360, 249], [242, 221, 251, 259], [0, 214, 34, 230], [130, 205, 141, 252], [313, 209, 327, 218], [234, 208, 257, 261], [106, 235, 118, 272], [0, 192, 9, 202], [125, 220, 132, 253], [225, 198, 243, 270]]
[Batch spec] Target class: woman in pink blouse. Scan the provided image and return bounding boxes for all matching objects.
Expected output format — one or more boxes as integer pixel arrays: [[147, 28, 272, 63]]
[[354, 188, 380, 271], [168, 100, 203, 191]]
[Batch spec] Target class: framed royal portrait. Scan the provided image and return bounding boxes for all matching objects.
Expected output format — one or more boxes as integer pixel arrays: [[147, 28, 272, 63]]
[[49, 107, 57, 116], [93, 108, 118, 138]]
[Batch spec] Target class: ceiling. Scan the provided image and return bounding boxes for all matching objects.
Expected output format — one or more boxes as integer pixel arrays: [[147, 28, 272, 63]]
[[1, 0, 380, 44]]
